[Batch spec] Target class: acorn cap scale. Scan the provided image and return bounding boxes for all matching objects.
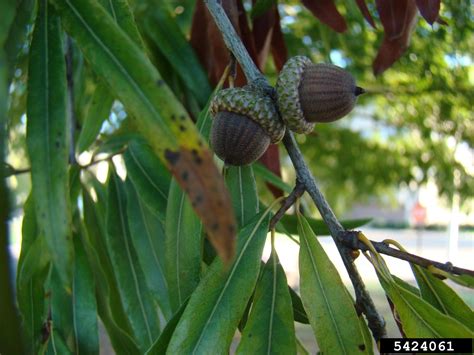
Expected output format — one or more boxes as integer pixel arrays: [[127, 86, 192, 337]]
[[210, 86, 285, 166]]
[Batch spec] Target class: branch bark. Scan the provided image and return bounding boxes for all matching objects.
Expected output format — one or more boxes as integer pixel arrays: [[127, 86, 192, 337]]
[[204, 0, 386, 340]]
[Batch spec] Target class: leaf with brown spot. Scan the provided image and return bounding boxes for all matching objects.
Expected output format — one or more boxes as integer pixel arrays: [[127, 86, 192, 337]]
[[53, 0, 237, 263], [416, 0, 441, 25], [373, 0, 417, 75], [301, 0, 347, 33], [376, 0, 417, 40], [355, 0, 376, 28], [164, 147, 236, 263]]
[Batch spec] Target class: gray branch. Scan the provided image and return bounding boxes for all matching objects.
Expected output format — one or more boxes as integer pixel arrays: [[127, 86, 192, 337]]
[[204, 0, 386, 339]]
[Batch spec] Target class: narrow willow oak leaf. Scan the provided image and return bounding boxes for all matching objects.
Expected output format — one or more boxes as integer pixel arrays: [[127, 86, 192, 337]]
[[51, 0, 236, 264], [167, 212, 271, 354], [377, 275, 473, 338], [165, 179, 202, 313], [125, 180, 171, 318], [410, 265, 474, 331], [237, 250, 296, 354], [26, 0, 73, 286], [225, 165, 259, 228], [72, 225, 99, 355], [106, 172, 160, 351], [81, 187, 140, 353], [297, 214, 369, 354], [124, 139, 171, 221]]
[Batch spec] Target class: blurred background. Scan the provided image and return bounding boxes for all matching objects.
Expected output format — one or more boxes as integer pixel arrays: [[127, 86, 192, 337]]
[[5, 0, 473, 351]]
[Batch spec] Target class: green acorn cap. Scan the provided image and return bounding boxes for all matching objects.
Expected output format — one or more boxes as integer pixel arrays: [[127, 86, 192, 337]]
[[275, 56, 315, 134], [210, 86, 285, 143]]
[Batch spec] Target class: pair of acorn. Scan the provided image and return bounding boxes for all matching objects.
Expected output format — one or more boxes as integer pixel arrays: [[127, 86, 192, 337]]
[[210, 56, 365, 166]]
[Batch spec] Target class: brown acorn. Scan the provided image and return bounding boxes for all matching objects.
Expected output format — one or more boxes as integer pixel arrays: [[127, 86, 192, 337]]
[[210, 86, 285, 166], [276, 56, 365, 134]]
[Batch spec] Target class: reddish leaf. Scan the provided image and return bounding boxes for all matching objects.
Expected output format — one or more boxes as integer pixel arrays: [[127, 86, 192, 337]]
[[373, 1, 417, 75], [252, 1, 277, 69], [190, 0, 239, 86], [376, 0, 417, 40], [235, 0, 259, 85], [271, 10, 288, 71], [355, 0, 376, 28], [301, 0, 347, 33], [190, 0, 260, 87], [416, 0, 441, 25]]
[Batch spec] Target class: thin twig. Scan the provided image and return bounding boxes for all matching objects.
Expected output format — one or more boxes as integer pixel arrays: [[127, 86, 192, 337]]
[[204, 0, 386, 340], [3, 163, 30, 177], [269, 180, 305, 230], [340, 231, 474, 277], [283, 132, 386, 339]]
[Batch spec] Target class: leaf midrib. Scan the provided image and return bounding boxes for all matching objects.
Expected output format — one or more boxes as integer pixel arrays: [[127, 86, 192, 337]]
[[114, 175, 153, 344], [191, 212, 269, 353], [301, 225, 348, 354]]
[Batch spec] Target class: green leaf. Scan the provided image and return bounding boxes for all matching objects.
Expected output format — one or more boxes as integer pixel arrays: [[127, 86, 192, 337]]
[[254, 163, 293, 194], [165, 178, 202, 313], [237, 250, 296, 354], [76, 82, 113, 153], [72, 226, 99, 354], [48, 268, 75, 352], [82, 184, 134, 341], [124, 139, 171, 220], [125, 179, 171, 319], [225, 165, 259, 228], [289, 286, 309, 324], [145, 299, 189, 355], [17, 198, 51, 354], [444, 273, 474, 289], [52, 0, 237, 264], [141, 6, 211, 106], [106, 171, 161, 350], [392, 275, 420, 295], [0, 0, 15, 47], [4, 0, 35, 81], [411, 265, 474, 330], [378, 274, 473, 338], [297, 214, 368, 354], [97, 0, 144, 48], [251, 0, 276, 19], [282, 214, 371, 236], [167, 211, 271, 354], [46, 329, 73, 355], [26, 0, 73, 286]]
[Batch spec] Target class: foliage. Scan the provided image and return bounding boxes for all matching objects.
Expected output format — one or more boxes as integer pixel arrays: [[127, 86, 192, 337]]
[[1, 0, 473, 354]]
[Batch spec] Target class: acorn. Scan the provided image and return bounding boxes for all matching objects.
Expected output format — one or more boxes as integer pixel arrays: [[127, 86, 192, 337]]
[[276, 56, 365, 134], [210, 86, 285, 166]]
